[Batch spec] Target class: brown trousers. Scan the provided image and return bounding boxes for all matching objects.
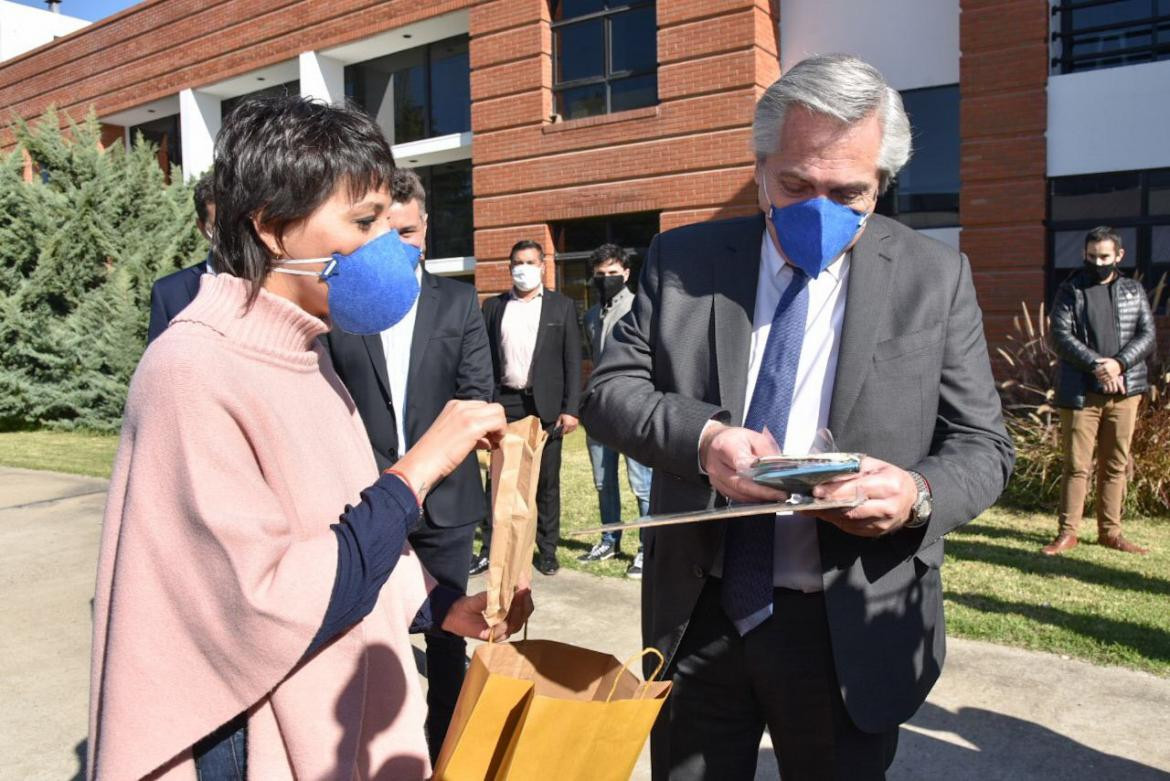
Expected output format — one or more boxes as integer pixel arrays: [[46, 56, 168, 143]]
[[1057, 392, 1141, 537]]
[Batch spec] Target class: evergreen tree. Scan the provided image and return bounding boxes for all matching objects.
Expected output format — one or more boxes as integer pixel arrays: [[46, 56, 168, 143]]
[[0, 108, 205, 431]]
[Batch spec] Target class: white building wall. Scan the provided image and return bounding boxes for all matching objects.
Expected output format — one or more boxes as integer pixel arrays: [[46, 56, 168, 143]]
[[299, 51, 345, 105], [179, 89, 221, 181], [779, 0, 959, 90], [0, 0, 88, 62], [1048, 60, 1170, 177]]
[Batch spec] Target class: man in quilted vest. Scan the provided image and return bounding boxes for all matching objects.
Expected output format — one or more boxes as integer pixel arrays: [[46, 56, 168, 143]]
[[1045, 226, 1157, 556]]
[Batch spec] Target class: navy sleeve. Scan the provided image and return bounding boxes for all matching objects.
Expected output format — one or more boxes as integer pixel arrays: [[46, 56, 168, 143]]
[[307, 472, 423, 656], [408, 583, 464, 635]]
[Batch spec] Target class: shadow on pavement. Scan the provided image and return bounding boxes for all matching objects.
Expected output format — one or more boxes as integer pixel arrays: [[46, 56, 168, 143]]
[[889, 701, 1167, 781]]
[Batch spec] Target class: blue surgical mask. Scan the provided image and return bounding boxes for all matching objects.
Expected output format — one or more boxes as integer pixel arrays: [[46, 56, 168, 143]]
[[274, 230, 421, 335], [763, 179, 868, 278]]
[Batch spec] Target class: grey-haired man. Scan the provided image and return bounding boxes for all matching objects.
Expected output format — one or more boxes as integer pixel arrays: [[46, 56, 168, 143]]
[[581, 54, 1013, 779]]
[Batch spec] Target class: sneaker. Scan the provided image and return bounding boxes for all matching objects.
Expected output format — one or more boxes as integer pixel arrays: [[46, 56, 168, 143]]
[[578, 540, 617, 563], [468, 552, 489, 576], [626, 551, 643, 580], [536, 554, 560, 576]]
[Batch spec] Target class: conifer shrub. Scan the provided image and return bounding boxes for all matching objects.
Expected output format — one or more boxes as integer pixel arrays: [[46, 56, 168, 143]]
[[0, 109, 206, 431]]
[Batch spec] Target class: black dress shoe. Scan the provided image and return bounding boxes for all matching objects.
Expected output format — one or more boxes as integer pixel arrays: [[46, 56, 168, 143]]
[[468, 553, 489, 576], [536, 554, 560, 576]]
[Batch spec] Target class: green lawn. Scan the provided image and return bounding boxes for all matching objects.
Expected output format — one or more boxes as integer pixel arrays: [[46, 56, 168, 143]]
[[0, 429, 120, 478], [3, 427, 1168, 675]]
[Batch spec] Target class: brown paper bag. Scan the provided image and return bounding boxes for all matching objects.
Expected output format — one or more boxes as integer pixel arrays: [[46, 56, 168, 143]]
[[433, 639, 671, 781], [483, 416, 547, 628]]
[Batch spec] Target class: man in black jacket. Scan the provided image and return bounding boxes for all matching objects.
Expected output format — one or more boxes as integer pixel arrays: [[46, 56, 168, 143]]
[[322, 169, 494, 757], [473, 240, 582, 576], [1045, 226, 1156, 556], [147, 172, 215, 345]]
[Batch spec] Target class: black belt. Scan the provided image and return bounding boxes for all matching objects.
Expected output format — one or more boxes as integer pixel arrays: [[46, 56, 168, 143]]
[[501, 386, 534, 396]]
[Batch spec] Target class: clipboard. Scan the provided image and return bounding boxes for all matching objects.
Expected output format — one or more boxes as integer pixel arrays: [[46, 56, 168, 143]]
[[565, 497, 861, 537]]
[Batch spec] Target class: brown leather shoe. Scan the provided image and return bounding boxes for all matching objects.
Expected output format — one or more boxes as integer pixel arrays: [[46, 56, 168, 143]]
[[1098, 534, 1148, 554], [1041, 534, 1078, 556]]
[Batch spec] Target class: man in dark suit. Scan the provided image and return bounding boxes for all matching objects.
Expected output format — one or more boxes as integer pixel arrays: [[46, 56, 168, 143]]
[[147, 172, 215, 345], [581, 55, 1013, 779], [322, 169, 494, 759], [473, 240, 582, 577]]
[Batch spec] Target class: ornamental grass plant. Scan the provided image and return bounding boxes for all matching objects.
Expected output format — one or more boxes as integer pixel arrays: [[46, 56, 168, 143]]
[[996, 277, 1170, 517]]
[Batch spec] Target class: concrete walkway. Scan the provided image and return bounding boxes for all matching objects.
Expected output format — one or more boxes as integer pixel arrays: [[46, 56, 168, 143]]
[[1, 466, 1168, 780]]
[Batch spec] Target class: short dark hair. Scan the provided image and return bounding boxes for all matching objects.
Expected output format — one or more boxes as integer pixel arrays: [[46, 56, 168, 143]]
[[588, 243, 629, 272], [212, 96, 395, 303], [1085, 226, 1124, 252], [509, 240, 545, 263], [193, 171, 214, 225], [391, 168, 427, 212]]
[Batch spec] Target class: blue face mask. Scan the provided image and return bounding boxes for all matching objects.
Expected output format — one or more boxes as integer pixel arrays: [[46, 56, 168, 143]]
[[763, 179, 869, 278], [275, 230, 421, 335]]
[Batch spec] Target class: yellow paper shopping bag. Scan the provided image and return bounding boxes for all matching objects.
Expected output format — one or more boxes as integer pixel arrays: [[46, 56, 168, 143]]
[[433, 639, 671, 781]]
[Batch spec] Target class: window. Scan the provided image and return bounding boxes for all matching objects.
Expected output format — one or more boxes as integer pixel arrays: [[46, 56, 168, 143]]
[[220, 80, 300, 123], [129, 114, 181, 178], [875, 85, 959, 229], [1051, 0, 1170, 74], [1048, 167, 1170, 299], [552, 212, 659, 320], [345, 36, 471, 145], [413, 160, 473, 260], [551, 0, 657, 120]]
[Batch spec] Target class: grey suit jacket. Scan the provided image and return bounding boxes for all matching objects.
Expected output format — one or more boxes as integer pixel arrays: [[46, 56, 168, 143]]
[[580, 213, 1014, 732]]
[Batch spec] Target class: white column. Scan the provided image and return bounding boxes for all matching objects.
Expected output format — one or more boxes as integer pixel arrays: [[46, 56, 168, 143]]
[[299, 51, 346, 105], [179, 88, 221, 181]]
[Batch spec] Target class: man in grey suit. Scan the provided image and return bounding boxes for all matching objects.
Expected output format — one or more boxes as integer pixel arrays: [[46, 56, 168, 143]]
[[581, 55, 1013, 780]]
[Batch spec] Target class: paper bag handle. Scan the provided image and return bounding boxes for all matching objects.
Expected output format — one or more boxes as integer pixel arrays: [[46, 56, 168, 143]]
[[605, 647, 666, 703], [486, 620, 529, 644]]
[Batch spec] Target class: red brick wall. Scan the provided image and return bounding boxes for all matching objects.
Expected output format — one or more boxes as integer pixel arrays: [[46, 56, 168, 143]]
[[0, 0, 479, 148], [959, 0, 1050, 349], [470, 0, 779, 294]]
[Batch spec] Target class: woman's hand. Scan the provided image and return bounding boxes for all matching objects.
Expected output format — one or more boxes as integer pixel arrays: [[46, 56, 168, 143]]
[[440, 588, 535, 641], [393, 400, 507, 501]]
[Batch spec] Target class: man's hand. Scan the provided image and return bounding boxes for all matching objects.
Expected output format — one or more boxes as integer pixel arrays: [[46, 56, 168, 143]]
[[440, 588, 534, 641], [1102, 375, 1127, 395], [809, 456, 917, 537], [556, 413, 579, 436], [699, 422, 789, 504], [1094, 358, 1123, 383]]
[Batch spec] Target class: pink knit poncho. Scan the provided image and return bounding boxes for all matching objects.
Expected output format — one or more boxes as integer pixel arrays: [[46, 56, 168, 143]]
[[89, 274, 433, 779]]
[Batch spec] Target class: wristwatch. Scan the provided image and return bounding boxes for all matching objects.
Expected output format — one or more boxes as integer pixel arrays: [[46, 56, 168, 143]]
[[905, 471, 933, 528]]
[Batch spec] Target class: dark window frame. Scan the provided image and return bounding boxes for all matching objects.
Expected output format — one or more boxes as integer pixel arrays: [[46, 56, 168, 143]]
[[552, 211, 659, 320], [1047, 166, 1170, 306], [551, 0, 658, 119], [1051, 0, 1170, 74], [875, 83, 960, 230], [343, 35, 471, 145], [412, 158, 474, 260]]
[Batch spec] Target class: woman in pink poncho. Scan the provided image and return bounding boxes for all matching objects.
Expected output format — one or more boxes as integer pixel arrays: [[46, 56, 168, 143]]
[[88, 96, 530, 780]]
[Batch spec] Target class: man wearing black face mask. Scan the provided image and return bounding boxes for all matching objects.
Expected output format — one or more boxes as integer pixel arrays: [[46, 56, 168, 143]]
[[579, 244, 653, 577], [1046, 226, 1156, 556]]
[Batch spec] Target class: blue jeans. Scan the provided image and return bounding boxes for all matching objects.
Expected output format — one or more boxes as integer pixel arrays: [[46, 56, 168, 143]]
[[193, 716, 246, 781], [587, 437, 652, 549]]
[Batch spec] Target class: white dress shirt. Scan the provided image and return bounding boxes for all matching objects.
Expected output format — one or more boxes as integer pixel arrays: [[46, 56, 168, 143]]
[[500, 287, 544, 389], [713, 231, 851, 592], [379, 265, 424, 451]]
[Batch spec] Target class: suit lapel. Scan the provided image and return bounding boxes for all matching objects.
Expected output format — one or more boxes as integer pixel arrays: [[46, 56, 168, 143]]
[[361, 332, 392, 403], [407, 272, 440, 394], [827, 219, 893, 436], [714, 215, 764, 426]]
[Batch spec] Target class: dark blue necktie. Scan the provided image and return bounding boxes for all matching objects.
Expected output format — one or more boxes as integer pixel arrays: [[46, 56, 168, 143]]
[[721, 267, 809, 635]]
